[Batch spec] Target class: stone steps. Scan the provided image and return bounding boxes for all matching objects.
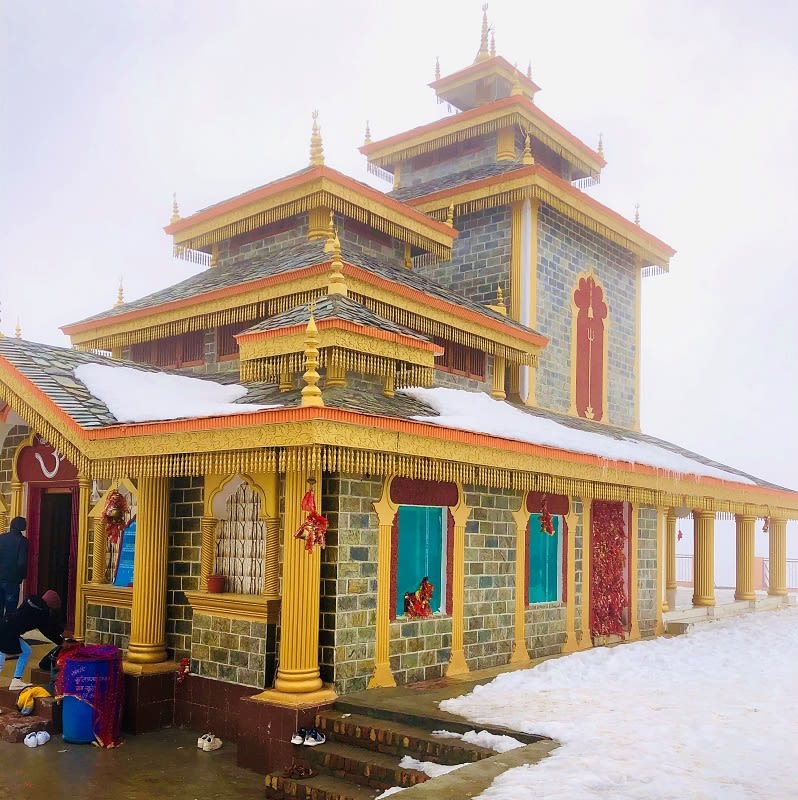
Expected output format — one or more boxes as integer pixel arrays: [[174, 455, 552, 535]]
[[264, 704, 503, 800], [0, 683, 61, 742]]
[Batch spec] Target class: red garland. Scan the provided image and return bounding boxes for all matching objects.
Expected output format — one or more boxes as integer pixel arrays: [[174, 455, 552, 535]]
[[762, 517, 770, 533], [176, 657, 190, 685], [590, 500, 628, 640], [403, 577, 434, 618], [540, 495, 554, 536], [293, 486, 328, 553], [102, 490, 129, 544]]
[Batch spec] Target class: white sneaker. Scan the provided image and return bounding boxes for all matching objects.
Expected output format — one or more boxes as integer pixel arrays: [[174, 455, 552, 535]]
[[36, 731, 50, 746], [197, 732, 212, 749], [202, 735, 223, 752], [23, 732, 38, 748], [9, 678, 32, 691]]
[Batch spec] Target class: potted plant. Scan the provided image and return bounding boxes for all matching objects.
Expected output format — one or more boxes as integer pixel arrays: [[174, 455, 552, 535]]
[[206, 574, 225, 593]]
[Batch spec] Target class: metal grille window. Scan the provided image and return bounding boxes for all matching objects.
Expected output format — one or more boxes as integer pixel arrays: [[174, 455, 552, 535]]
[[433, 338, 486, 380], [214, 482, 265, 595], [216, 321, 250, 361], [129, 331, 205, 368]]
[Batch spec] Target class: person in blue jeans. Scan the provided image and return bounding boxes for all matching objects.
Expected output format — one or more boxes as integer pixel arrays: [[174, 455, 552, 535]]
[[0, 590, 63, 690], [0, 516, 29, 619]]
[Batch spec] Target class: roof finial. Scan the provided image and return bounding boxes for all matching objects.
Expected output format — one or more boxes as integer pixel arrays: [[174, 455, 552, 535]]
[[446, 202, 455, 227], [497, 285, 505, 309], [490, 29, 496, 57], [301, 302, 324, 407], [114, 277, 124, 307], [634, 203, 640, 225], [170, 192, 181, 224], [364, 120, 372, 145], [522, 130, 535, 165], [327, 233, 347, 296], [434, 56, 441, 81], [309, 110, 324, 167], [476, 4, 490, 63], [323, 210, 336, 253], [527, 61, 532, 80], [511, 64, 523, 96], [597, 132, 604, 158], [14, 319, 21, 339]]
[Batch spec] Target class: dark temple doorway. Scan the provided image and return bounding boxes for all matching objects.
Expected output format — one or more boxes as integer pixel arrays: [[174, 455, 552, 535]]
[[37, 489, 73, 626]]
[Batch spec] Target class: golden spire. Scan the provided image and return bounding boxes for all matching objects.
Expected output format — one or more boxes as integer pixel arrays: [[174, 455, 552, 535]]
[[364, 120, 372, 145], [490, 30, 496, 57], [309, 110, 324, 167], [434, 56, 441, 81], [301, 302, 324, 407], [634, 203, 640, 225], [170, 192, 181, 224], [597, 132, 604, 158], [327, 233, 347, 296], [114, 277, 124, 307], [323, 210, 336, 253], [510, 65, 523, 96], [527, 61, 532, 80], [446, 202, 455, 227], [475, 4, 490, 62], [14, 319, 21, 339], [522, 131, 535, 165]]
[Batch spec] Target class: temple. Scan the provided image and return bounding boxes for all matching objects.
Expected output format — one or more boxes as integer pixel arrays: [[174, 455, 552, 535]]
[[0, 8, 794, 778]]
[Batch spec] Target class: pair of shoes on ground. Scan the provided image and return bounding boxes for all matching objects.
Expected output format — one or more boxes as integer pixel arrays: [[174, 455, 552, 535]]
[[197, 732, 223, 752], [23, 731, 50, 748], [290, 727, 326, 746], [283, 762, 318, 779], [9, 678, 32, 691]]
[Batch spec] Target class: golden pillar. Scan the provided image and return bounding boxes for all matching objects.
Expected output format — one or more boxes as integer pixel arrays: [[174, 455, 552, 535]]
[[562, 503, 579, 653], [628, 505, 640, 640], [665, 509, 677, 611], [260, 468, 335, 703], [768, 517, 788, 597], [0, 507, 7, 534], [200, 516, 217, 590], [692, 509, 715, 607], [262, 471, 280, 597], [509, 501, 530, 663], [369, 481, 397, 688], [578, 496, 593, 649], [446, 497, 472, 677], [72, 476, 91, 641], [734, 514, 756, 601], [491, 356, 507, 400], [91, 517, 107, 584], [654, 507, 666, 633], [10, 479, 22, 517], [127, 477, 170, 665]]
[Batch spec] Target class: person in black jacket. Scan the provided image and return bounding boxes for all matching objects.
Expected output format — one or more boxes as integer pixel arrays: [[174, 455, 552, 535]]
[[0, 590, 63, 690], [0, 516, 29, 619]]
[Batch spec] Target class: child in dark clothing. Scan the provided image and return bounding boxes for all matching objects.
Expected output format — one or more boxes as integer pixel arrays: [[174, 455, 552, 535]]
[[0, 590, 63, 690]]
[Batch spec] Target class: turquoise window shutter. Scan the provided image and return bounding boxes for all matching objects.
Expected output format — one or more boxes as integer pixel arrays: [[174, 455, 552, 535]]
[[529, 514, 560, 603], [397, 505, 443, 615]]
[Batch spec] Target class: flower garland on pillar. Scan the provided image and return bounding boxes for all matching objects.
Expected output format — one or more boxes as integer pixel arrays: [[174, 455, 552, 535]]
[[590, 500, 628, 639], [293, 478, 328, 553], [102, 490, 129, 545]]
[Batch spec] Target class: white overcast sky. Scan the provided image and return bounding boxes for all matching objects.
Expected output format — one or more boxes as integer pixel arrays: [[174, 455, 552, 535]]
[[1, 1, 797, 490]]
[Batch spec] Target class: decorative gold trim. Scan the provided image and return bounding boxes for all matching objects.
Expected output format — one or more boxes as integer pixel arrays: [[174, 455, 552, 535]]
[[445, 490, 472, 677], [509, 499, 531, 663], [185, 590, 280, 623], [84, 585, 133, 607]]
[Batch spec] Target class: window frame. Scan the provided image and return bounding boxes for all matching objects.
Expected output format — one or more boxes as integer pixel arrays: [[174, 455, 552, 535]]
[[527, 512, 564, 605]]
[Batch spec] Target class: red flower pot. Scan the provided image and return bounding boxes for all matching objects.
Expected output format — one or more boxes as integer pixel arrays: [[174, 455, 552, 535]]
[[206, 575, 225, 593]]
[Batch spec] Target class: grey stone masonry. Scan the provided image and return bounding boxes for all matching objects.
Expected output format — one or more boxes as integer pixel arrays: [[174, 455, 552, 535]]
[[337, 217, 405, 271], [637, 506, 658, 637], [536, 204, 638, 428], [86, 603, 130, 651], [0, 424, 29, 512], [167, 476, 203, 660], [401, 136, 497, 188], [190, 612, 266, 687], [388, 615, 452, 686], [217, 215, 309, 270], [321, 474, 383, 696], [416, 205, 512, 309]]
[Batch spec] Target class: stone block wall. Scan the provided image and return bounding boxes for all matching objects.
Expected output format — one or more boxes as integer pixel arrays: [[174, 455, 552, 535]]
[[417, 206, 512, 308], [401, 136, 496, 188], [337, 218, 405, 271], [462, 485, 516, 668], [0, 424, 30, 510], [217, 216, 309, 269], [190, 613, 267, 687], [536, 204, 637, 427], [167, 476, 203, 660], [85, 603, 130, 650], [523, 603, 567, 658], [637, 506, 658, 637], [387, 616, 452, 685]]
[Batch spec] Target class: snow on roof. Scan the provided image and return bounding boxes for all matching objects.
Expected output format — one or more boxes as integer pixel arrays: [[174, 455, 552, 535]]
[[74, 364, 278, 423], [403, 387, 754, 485]]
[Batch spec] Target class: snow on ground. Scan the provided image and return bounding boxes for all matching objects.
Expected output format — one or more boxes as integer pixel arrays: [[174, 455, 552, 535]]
[[431, 729, 526, 753], [403, 387, 755, 484], [75, 363, 277, 422], [437, 606, 798, 799]]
